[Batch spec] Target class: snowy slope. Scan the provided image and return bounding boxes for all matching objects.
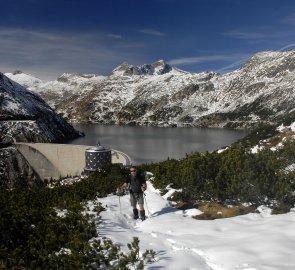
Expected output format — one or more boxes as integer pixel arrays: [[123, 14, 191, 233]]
[[93, 181, 295, 270], [5, 62, 217, 125], [0, 72, 80, 142], [6, 51, 295, 128]]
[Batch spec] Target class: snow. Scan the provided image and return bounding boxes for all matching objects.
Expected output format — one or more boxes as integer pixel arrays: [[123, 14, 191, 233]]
[[5, 72, 43, 88], [270, 142, 284, 152], [285, 163, 295, 172], [250, 145, 264, 154], [217, 147, 228, 154], [277, 122, 295, 132], [94, 181, 295, 270], [277, 124, 286, 132], [55, 208, 68, 218], [251, 121, 295, 154], [5, 71, 106, 95]]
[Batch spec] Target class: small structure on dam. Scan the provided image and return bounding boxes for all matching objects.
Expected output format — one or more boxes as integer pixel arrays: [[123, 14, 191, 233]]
[[84, 143, 112, 175]]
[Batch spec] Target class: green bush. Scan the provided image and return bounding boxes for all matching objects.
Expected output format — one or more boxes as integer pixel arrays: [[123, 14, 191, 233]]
[[0, 164, 151, 269], [144, 137, 295, 208]]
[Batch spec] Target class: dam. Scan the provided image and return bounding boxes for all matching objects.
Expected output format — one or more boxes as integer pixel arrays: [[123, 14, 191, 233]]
[[15, 143, 131, 180]]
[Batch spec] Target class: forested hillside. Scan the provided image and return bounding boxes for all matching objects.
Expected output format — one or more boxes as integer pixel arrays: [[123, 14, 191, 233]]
[[141, 121, 295, 213], [0, 165, 150, 269]]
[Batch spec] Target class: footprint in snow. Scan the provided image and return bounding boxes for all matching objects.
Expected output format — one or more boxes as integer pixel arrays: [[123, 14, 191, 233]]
[[166, 238, 176, 244], [150, 232, 157, 238]]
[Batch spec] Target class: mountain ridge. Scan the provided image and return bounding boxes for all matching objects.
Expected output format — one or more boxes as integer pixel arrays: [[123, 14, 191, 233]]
[[5, 51, 295, 129], [0, 72, 81, 143]]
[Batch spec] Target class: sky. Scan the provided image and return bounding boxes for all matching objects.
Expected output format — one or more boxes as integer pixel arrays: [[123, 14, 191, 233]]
[[90, 180, 295, 270], [1, 0, 295, 80]]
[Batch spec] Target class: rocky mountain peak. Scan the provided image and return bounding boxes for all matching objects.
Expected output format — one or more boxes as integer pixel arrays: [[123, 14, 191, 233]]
[[111, 62, 135, 76], [151, 59, 172, 75], [4, 71, 43, 88], [241, 50, 295, 75], [57, 72, 97, 83], [111, 60, 172, 77]]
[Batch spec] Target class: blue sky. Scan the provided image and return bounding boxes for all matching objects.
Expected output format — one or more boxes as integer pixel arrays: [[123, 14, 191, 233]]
[[1, 0, 295, 80]]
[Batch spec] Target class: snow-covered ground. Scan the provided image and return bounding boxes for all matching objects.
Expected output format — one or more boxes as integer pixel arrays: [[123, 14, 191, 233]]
[[251, 121, 295, 154], [96, 181, 295, 270]]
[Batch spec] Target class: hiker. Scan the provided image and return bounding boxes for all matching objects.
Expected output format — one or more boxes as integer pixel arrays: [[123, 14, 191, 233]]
[[120, 166, 147, 220]]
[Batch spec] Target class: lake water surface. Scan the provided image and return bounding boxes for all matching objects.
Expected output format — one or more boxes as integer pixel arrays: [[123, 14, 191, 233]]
[[67, 124, 248, 165]]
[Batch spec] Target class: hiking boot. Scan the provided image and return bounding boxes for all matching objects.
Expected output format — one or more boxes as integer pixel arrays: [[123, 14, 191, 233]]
[[133, 209, 139, 220], [140, 210, 146, 221]]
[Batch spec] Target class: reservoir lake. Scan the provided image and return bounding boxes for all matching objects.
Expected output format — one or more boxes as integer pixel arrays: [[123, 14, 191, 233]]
[[67, 124, 249, 165]]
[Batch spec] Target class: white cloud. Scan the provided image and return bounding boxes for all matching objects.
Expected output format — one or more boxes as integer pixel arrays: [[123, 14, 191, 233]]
[[168, 53, 252, 74], [224, 30, 290, 41], [139, 29, 166, 36], [223, 28, 295, 53], [0, 27, 145, 80], [107, 33, 123, 39], [222, 28, 295, 46], [216, 56, 251, 73], [168, 54, 246, 66], [281, 12, 295, 25], [168, 55, 228, 65], [278, 42, 295, 51], [223, 30, 273, 40]]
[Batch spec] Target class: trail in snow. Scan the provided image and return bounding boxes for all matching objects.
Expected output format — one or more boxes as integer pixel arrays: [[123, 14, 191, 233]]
[[96, 181, 295, 270]]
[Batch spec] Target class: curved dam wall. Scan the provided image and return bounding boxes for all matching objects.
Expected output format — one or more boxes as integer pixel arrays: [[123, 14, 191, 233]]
[[15, 143, 131, 180], [15, 144, 62, 180]]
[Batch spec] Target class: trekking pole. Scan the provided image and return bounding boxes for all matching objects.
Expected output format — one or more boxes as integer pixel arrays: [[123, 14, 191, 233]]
[[143, 193, 151, 217], [118, 195, 122, 214], [116, 187, 123, 214]]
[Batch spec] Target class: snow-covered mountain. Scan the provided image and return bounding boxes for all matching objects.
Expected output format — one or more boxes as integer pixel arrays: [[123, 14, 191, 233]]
[[0, 72, 84, 187], [0, 72, 81, 143], [6, 51, 295, 129]]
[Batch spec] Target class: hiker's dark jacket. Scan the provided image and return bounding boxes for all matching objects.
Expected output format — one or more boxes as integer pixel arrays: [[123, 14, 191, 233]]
[[126, 171, 146, 194]]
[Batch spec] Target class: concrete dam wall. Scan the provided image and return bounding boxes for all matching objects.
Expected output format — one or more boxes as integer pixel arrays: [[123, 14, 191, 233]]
[[15, 143, 131, 180]]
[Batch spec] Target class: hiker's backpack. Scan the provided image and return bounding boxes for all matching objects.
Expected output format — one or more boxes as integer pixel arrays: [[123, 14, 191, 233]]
[[128, 169, 146, 193]]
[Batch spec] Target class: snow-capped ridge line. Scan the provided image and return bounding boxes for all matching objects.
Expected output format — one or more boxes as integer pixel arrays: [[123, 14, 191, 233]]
[[5, 50, 295, 128]]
